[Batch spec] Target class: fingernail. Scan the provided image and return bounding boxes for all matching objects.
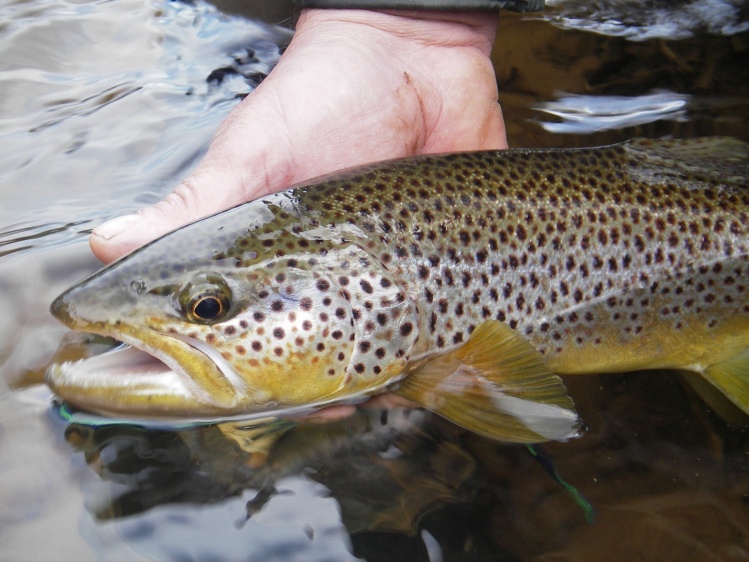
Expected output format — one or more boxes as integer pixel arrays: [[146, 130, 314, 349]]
[[93, 214, 141, 240]]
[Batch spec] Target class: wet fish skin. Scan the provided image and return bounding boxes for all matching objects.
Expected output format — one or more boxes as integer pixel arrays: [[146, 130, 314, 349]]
[[46, 137, 749, 441]]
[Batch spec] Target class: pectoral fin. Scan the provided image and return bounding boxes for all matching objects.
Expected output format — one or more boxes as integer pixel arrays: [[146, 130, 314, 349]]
[[394, 320, 582, 443], [702, 347, 749, 415]]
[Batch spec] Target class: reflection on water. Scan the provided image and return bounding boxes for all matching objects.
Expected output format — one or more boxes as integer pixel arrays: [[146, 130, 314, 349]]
[[535, 90, 690, 133], [0, 0, 290, 254], [545, 0, 749, 41], [494, 5, 749, 147], [0, 0, 747, 560], [59, 409, 506, 561]]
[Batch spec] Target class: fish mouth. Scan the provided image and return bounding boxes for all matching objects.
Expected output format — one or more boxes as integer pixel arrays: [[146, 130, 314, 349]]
[[45, 326, 248, 419]]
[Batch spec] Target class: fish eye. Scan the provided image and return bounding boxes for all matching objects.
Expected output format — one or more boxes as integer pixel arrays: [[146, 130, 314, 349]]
[[179, 274, 232, 324], [191, 294, 228, 321]]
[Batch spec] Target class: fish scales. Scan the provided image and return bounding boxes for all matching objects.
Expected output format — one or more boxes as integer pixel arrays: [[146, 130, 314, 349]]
[[46, 137, 749, 440], [287, 138, 749, 375]]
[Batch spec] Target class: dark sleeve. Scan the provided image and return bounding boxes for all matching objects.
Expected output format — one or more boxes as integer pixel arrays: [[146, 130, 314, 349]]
[[292, 0, 544, 12]]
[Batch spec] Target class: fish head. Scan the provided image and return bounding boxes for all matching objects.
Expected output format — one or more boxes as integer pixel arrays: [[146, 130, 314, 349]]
[[46, 196, 420, 419]]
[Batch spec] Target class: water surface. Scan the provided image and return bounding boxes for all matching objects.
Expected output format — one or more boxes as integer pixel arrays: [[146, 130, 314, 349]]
[[0, 1, 747, 560]]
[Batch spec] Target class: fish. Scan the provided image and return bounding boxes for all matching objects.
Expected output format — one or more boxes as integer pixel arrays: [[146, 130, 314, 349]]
[[46, 137, 749, 443]]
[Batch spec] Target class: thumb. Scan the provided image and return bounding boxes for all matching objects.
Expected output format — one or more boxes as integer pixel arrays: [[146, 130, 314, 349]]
[[89, 76, 303, 265], [89, 160, 256, 264]]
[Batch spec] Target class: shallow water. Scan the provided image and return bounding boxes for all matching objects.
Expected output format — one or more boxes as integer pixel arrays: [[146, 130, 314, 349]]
[[0, 0, 748, 560]]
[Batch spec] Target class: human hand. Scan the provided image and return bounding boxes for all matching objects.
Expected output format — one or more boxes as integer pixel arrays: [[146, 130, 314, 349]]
[[296, 393, 417, 423], [89, 8, 506, 422], [90, 8, 506, 263]]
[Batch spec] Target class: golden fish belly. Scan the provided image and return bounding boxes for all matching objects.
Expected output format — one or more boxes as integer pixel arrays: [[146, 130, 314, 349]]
[[404, 246, 749, 377], [542, 291, 749, 376]]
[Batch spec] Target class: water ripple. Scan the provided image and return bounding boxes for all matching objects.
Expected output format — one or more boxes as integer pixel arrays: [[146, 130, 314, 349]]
[[0, 220, 92, 259], [0, 0, 290, 240], [546, 0, 749, 40]]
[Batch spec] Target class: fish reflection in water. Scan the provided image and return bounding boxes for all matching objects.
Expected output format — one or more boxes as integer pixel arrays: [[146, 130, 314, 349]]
[[61, 408, 518, 561], [55, 367, 749, 561]]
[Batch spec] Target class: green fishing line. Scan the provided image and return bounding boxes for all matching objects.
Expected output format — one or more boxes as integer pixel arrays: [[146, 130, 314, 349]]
[[57, 402, 75, 423], [527, 444, 595, 523]]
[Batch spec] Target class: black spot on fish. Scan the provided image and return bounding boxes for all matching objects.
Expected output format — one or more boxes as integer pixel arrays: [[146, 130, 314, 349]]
[[360, 280, 374, 294]]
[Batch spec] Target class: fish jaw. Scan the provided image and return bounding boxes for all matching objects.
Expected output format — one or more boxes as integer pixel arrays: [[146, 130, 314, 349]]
[[47, 346, 211, 417], [44, 324, 258, 418]]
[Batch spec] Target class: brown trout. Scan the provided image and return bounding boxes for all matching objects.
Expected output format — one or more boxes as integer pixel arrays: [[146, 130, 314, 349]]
[[46, 137, 749, 443]]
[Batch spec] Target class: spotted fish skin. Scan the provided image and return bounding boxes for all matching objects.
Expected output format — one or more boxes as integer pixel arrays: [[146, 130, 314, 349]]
[[350, 137, 749, 377], [47, 137, 749, 425]]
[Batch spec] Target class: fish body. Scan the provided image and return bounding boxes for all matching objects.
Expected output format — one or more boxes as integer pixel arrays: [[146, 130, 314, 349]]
[[47, 137, 749, 442]]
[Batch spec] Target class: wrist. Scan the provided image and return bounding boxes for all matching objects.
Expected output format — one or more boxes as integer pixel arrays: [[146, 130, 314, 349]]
[[296, 8, 498, 55]]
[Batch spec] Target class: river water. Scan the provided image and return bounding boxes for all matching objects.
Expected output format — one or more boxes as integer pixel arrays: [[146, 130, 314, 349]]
[[0, 1, 747, 560]]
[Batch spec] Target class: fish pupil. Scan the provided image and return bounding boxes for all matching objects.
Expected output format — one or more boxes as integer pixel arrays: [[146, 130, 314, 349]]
[[193, 296, 223, 320]]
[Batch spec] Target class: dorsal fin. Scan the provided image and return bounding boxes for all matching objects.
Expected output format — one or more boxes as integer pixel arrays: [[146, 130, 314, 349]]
[[624, 137, 749, 184]]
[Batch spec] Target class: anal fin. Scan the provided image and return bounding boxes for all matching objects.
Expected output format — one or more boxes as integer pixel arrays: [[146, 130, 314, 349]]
[[394, 320, 582, 443], [702, 347, 749, 415], [680, 370, 748, 427]]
